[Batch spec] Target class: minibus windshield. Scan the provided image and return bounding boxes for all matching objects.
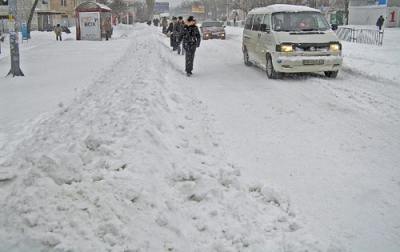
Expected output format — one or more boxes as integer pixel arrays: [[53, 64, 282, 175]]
[[272, 12, 331, 32]]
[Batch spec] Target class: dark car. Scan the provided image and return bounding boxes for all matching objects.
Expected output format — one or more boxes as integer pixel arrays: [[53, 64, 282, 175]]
[[42, 25, 71, 34], [200, 21, 226, 40]]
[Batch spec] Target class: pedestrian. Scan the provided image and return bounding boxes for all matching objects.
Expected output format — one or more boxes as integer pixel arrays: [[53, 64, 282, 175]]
[[178, 16, 201, 76], [161, 17, 168, 34], [54, 24, 62, 41], [103, 17, 112, 41], [166, 17, 178, 50], [153, 18, 160, 27], [376, 15, 385, 31], [174, 16, 185, 55]]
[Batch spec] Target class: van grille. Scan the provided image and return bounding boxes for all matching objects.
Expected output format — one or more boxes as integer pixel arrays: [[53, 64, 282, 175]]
[[292, 43, 330, 52]]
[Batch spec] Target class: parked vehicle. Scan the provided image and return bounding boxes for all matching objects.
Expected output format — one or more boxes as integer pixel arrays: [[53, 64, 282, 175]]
[[200, 21, 226, 40], [242, 4, 343, 79], [41, 25, 71, 34]]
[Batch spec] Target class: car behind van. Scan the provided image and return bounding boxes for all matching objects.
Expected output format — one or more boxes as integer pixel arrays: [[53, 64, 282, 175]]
[[242, 4, 343, 79]]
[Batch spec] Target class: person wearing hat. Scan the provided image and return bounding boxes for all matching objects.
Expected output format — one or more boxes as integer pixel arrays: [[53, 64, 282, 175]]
[[178, 16, 201, 76], [166, 17, 178, 50], [174, 16, 185, 55]]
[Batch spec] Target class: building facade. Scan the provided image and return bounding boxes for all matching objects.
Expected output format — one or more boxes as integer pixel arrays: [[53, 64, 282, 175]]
[[0, 0, 84, 32], [349, 0, 400, 28]]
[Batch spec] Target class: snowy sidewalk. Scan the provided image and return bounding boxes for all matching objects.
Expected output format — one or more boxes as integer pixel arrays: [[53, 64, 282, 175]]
[[0, 25, 325, 251]]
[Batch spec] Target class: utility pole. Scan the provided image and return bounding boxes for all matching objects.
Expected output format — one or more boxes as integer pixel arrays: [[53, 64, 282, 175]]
[[7, 0, 24, 77]]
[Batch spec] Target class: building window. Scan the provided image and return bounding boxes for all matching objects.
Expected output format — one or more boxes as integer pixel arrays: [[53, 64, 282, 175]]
[[61, 0, 66, 7], [0, 0, 8, 6]]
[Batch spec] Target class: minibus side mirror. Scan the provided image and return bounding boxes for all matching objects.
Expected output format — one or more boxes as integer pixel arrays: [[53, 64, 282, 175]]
[[331, 24, 338, 31]]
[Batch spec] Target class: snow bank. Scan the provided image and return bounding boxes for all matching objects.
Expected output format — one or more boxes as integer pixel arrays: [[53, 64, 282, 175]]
[[0, 24, 325, 251]]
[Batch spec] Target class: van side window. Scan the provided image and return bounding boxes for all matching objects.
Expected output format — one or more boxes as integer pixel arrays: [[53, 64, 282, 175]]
[[245, 15, 254, 30], [252, 14, 264, 31], [260, 14, 270, 32]]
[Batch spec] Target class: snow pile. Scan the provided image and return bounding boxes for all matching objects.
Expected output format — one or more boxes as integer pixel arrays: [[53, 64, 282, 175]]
[[0, 25, 328, 251]]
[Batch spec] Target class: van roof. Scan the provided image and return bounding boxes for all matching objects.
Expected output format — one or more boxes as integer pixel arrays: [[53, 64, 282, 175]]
[[248, 4, 320, 14]]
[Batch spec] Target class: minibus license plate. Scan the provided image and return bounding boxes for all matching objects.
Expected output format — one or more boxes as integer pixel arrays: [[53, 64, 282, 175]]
[[303, 59, 324, 65]]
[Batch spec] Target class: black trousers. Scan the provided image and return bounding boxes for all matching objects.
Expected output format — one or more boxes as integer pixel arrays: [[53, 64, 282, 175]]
[[56, 34, 62, 41], [185, 47, 196, 72]]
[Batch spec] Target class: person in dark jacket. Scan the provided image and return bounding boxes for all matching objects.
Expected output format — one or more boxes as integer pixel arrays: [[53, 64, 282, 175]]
[[376, 15, 385, 31], [174, 16, 185, 54], [178, 16, 201, 76], [153, 18, 160, 27], [166, 17, 178, 50]]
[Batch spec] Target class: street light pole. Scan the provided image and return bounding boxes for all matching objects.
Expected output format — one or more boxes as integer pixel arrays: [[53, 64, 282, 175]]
[[8, 0, 24, 77]]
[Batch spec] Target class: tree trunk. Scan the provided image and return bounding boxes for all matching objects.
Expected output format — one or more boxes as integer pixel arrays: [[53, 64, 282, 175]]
[[344, 0, 349, 25], [27, 0, 40, 38]]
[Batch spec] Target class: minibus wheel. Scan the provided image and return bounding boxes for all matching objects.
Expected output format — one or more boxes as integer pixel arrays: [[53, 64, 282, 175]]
[[266, 54, 279, 79], [243, 48, 252, 66], [324, 70, 338, 78]]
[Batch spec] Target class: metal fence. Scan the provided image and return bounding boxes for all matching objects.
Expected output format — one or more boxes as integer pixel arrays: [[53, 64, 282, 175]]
[[336, 27, 384, 46]]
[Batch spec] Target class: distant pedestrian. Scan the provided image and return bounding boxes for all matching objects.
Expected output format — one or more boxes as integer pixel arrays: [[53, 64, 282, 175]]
[[103, 17, 112, 41], [54, 24, 62, 41], [376, 15, 385, 30], [178, 16, 201, 76], [161, 17, 168, 34], [153, 18, 160, 27]]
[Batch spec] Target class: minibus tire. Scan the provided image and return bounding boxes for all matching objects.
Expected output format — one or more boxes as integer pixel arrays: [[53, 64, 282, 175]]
[[266, 54, 279, 79], [243, 49, 253, 66], [324, 70, 338, 78]]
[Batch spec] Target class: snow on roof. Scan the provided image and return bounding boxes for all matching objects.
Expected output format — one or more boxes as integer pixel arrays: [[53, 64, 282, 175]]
[[75, 2, 112, 11], [249, 4, 320, 14], [97, 3, 111, 10]]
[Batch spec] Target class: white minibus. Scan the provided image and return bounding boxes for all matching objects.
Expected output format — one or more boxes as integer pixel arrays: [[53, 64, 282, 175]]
[[242, 4, 343, 78]]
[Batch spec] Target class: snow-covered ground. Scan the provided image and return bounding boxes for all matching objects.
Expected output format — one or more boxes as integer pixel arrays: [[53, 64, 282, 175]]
[[0, 24, 399, 251]]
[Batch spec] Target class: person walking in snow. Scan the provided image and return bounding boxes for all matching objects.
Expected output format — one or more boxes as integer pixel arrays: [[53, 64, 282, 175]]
[[103, 17, 112, 41], [166, 17, 178, 50], [54, 24, 62, 41], [161, 17, 168, 34], [178, 16, 201, 76], [153, 18, 160, 27], [376, 15, 385, 31], [173, 16, 185, 55]]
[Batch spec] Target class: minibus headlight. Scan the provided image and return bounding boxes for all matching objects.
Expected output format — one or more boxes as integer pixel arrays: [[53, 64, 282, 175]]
[[281, 44, 293, 52], [330, 43, 341, 51]]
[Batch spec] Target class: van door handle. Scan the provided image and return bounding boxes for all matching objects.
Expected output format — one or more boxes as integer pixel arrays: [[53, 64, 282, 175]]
[[244, 35, 251, 39]]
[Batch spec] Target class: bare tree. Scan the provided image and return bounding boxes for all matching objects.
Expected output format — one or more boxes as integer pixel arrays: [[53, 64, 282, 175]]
[[146, 0, 155, 20], [26, 0, 39, 38], [109, 0, 128, 23], [343, 0, 350, 25]]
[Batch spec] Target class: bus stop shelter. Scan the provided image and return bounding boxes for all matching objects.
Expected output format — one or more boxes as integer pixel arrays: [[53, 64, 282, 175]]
[[75, 2, 112, 41]]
